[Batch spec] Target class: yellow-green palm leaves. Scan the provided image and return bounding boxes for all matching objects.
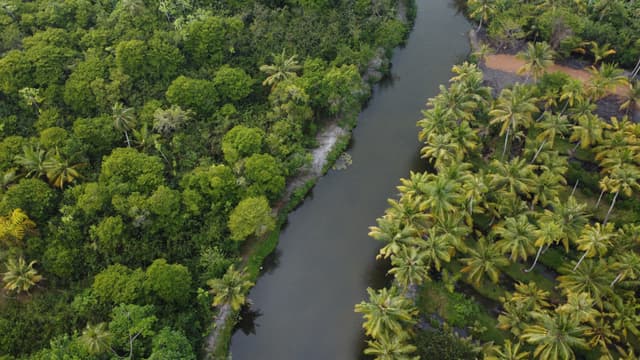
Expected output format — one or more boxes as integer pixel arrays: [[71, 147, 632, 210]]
[[354, 286, 417, 340], [521, 312, 588, 360], [516, 42, 555, 81], [207, 265, 253, 311], [2, 257, 43, 294], [460, 237, 508, 285], [0, 208, 37, 248]]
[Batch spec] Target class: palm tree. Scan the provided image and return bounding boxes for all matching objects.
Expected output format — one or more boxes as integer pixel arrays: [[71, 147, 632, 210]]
[[388, 246, 430, 289], [529, 171, 564, 209], [559, 78, 585, 113], [206, 265, 253, 311], [558, 259, 611, 306], [489, 157, 535, 199], [586, 63, 628, 100], [585, 315, 619, 358], [363, 332, 417, 360], [460, 237, 509, 286], [587, 41, 616, 66], [609, 252, 640, 287], [386, 196, 429, 230], [489, 85, 539, 158], [511, 282, 551, 311], [619, 80, 640, 115], [80, 322, 113, 355], [369, 216, 419, 259], [0, 208, 37, 248], [421, 173, 462, 220], [516, 42, 555, 82], [420, 133, 460, 169], [485, 339, 530, 360], [2, 257, 43, 294], [556, 292, 599, 323], [420, 227, 453, 271], [569, 111, 604, 150], [42, 153, 84, 189], [153, 105, 191, 136], [259, 50, 301, 87], [525, 218, 563, 272], [603, 164, 640, 224], [521, 312, 588, 360], [449, 121, 479, 159], [606, 296, 640, 340], [461, 172, 488, 218], [468, 0, 495, 31], [15, 145, 49, 178], [112, 102, 136, 147], [573, 222, 614, 271], [493, 215, 537, 262], [531, 112, 570, 163], [0, 169, 20, 192], [543, 197, 588, 251], [354, 286, 417, 340]]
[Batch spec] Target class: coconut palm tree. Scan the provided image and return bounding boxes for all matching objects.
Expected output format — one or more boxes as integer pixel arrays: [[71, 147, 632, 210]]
[[388, 246, 430, 289], [587, 41, 617, 66], [354, 286, 417, 340], [461, 172, 489, 218], [525, 218, 563, 272], [516, 42, 555, 82], [449, 121, 479, 159], [420, 133, 460, 170], [609, 252, 640, 287], [112, 102, 136, 147], [420, 227, 454, 271], [15, 145, 49, 178], [521, 312, 588, 360], [2, 257, 43, 294], [559, 79, 585, 113], [585, 315, 619, 358], [363, 331, 417, 360], [489, 85, 539, 158], [386, 196, 429, 230], [468, 0, 496, 31], [619, 80, 640, 115], [0, 208, 37, 248], [558, 259, 611, 306], [206, 265, 253, 311], [493, 215, 537, 262], [397, 171, 430, 201], [557, 292, 599, 324], [605, 296, 640, 340], [541, 197, 588, 251], [586, 63, 628, 100], [42, 153, 84, 189], [369, 216, 419, 259], [573, 222, 615, 271], [460, 237, 509, 286], [569, 111, 604, 150], [489, 157, 535, 199], [429, 84, 478, 122], [531, 112, 570, 162], [80, 322, 113, 355], [603, 164, 640, 224], [421, 173, 463, 220], [259, 50, 301, 87], [511, 282, 551, 311], [485, 339, 529, 360], [529, 171, 564, 209]]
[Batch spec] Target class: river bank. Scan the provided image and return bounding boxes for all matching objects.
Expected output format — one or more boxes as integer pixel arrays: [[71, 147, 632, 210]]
[[203, 2, 415, 358]]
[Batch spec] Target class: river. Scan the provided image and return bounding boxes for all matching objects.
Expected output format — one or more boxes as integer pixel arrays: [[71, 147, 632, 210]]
[[230, 1, 470, 358]]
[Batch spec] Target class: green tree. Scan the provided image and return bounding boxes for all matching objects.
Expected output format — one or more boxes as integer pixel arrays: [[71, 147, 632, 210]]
[[573, 222, 614, 271], [260, 50, 301, 87], [364, 332, 418, 360], [213, 65, 254, 102], [152, 105, 191, 136], [92, 264, 145, 305], [489, 85, 539, 158], [221, 125, 265, 164], [109, 304, 157, 359], [243, 153, 285, 201], [148, 327, 195, 360], [144, 259, 192, 306], [389, 246, 430, 290], [0, 208, 36, 248], [79, 322, 113, 355], [493, 215, 537, 262], [228, 196, 275, 241]]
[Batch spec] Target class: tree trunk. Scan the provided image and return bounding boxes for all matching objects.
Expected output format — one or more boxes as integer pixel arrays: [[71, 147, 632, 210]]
[[502, 127, 510, 160], [572, 141, 581, 152], [477, 18, 483, 32], [632, 57, 640, 79], [561, 99, 570, 114], [525, 245, 544, 272], [603, 191, 619, 225], [610, 272, 623, 287], [571, 179, 579, 197], [573, 250, 589, 271], [124, 131, 131, 147], [531, 139, 547, 163], [595, 189, 605, 208]]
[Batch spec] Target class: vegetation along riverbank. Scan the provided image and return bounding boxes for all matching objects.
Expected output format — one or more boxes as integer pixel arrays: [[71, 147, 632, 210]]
[[0, 0, 415, 359], [356, 0, 640, 359]]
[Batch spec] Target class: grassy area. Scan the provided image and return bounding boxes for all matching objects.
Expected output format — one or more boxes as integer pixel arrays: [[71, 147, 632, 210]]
[[418, 281, 508, 344]]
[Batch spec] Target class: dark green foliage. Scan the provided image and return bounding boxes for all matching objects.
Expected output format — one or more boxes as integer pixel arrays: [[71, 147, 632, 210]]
[[148, 327, 196, 360], [0, 178, 57, 222], [414, 329, 478, 360], [144, 259, 192, 306]]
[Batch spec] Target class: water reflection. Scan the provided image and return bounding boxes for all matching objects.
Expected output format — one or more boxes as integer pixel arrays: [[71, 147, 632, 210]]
[[235, 305, 263, 336]]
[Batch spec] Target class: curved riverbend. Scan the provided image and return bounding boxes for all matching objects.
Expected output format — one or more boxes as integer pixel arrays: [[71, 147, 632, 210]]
[[230, 1, 470, 358]]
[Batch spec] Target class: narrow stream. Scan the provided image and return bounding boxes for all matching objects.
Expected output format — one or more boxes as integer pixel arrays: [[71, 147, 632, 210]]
[[230, 1, 470, 358]]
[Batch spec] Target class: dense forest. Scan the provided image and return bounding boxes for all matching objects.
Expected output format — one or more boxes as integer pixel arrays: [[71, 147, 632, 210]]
[[356, 0, 640, 359], [0, 0, 411, 358]]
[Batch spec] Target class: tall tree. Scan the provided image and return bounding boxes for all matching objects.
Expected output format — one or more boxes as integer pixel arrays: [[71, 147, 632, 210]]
[[521, 312, 588, 360], [259, 50, 301, 87], [355, 286, 417, 340], [460, 237, 509, 286], [207, 265, 253, 311], [489, 85, 539, 158], [516, 42, 555, 82], [112, 102, 136, 147], [2, 257, 43, 294]]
